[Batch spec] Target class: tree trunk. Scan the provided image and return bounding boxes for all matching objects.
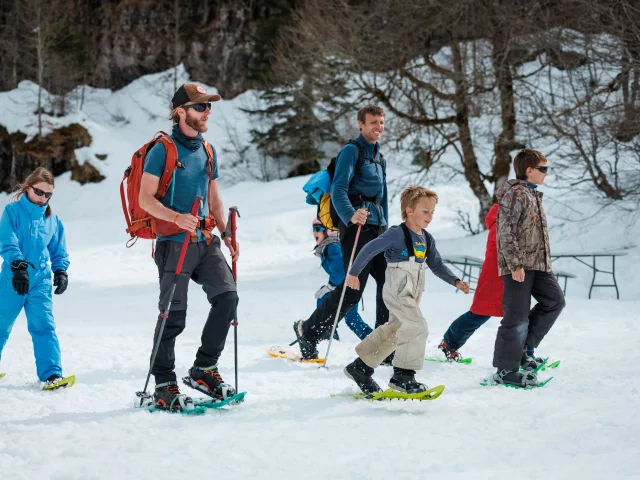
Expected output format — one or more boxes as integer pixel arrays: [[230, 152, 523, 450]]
[[491, 28, 523, 200], [451, 41, 492, 227]]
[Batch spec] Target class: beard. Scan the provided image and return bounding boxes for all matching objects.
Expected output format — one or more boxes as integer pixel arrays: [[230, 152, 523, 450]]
[[185, 111, 208, 133]]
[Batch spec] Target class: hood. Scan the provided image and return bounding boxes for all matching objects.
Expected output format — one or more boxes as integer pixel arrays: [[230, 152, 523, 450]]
[[495, 179, 531, 203], [485, 203, 499, 230]]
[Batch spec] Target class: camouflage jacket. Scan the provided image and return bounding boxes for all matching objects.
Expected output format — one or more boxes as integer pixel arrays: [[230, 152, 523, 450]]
[[496, 179, 552, 276]]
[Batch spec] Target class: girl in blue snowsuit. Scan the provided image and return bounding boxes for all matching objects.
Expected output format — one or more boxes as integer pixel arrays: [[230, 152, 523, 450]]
[[312, 220, 372, 340], [0, 167, 70, 386]]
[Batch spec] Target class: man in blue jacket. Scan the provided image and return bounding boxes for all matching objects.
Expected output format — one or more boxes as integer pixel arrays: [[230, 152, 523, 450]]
[[294, 105, 389, 359]]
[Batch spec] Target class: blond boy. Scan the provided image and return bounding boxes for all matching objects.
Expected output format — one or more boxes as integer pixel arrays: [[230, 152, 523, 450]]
[[344, 186, 470, 394]]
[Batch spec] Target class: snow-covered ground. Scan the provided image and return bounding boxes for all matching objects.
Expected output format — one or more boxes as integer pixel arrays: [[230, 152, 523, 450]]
[[1, 69, 639, 480]]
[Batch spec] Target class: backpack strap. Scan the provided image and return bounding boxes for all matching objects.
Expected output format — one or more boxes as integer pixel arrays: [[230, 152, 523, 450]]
[[154, 132, 178, 200], [400, 223, 415, 258], [200, 139, 217, 245]]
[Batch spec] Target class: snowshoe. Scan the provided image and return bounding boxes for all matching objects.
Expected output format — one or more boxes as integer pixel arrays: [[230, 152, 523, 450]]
[[293, 320, 319, 360], [389, 369, 428, 394], [183, 365, 236, 400], [42, 374, 75, 390], [344, 358, 382, 395], [438, 340, 463, 362], [520, 351, 545, 371], [493, 369, 539, 387], [153, 381, 195, 412]]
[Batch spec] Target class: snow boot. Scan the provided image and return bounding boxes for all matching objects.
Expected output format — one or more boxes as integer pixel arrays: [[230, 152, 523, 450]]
[[293, 320, 319, 360], [389, 368, 428, 394], [344, 357, 382, 395], [380, 352, 395, 366], [438, 340, 463, 362], [184, 365, 236, 400], [493, 368, 539, 387], [520, 351, 544, 371], [153, 381, 194, 411]]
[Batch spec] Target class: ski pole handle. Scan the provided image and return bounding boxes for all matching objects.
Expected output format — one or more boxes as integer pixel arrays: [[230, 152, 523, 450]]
[[225, 206, 240, 282]]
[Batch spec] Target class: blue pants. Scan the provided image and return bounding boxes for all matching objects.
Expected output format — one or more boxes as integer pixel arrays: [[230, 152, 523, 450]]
[[443, 310, 491, 350], [318, 293, 372, 340], [0, 270, 62, 381]]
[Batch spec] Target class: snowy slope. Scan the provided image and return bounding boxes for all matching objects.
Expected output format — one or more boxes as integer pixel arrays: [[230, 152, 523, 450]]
[[0, 68, 639, 480]]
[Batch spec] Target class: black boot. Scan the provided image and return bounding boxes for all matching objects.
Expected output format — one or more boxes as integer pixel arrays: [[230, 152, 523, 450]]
[[389, 367, 428, 393], [493, 368, 539, 387], [520, 351, 544, 371], [380, 352, 394, 366], [184, 365, 236, 400], [293, 320, 319, 360], [344, 358, 382, 395], [154, 381, 194, 411]]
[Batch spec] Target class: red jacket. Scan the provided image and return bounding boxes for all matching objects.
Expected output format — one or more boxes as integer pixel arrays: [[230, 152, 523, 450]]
[[470, 204, 504, 317]]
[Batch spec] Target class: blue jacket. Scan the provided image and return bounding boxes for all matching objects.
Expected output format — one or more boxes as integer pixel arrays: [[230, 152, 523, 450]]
[[331, 134, 388, 227], [0, 195, 70, 274], [321, 242, 345, 287]]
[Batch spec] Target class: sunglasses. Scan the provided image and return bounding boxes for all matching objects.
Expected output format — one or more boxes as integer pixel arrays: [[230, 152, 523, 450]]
[[31, 186, 53, 199], [534, 166, 549, 174], [183, 103, 211, 113], [312, 225, 326, 232]]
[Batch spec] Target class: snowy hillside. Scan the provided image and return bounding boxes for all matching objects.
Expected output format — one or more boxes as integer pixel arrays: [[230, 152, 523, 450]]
[[0, 68, 639, 480]]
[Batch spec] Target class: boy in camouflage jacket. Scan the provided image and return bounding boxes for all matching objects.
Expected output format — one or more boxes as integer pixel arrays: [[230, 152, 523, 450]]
[[493, 149, 566, 387]]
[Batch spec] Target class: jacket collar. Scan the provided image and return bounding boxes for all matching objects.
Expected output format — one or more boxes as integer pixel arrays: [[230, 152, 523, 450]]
[[18, 193, 47, 220]]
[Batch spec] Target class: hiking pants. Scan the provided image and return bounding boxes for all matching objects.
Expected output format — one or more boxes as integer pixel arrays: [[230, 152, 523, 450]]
[[356, 258, 428, 371], [493, 270, 565, 371], [151, 238, 237, 384], [443, 311, 492, 350], [301, 224, 389, 343], [0, 268, 62, 381]]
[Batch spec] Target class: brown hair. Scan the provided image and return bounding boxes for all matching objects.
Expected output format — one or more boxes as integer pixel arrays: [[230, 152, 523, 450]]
[[357, 104, 385, 125], [12, 167, 55, 217], [400, 185, 438, 221], [514, 148, 547, 180], [169, 105, 181, 124]]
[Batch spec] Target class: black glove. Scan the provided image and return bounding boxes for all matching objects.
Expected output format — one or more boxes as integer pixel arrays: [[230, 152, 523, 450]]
[[10, 260, 30, 296], [53, 270, 68, 295]]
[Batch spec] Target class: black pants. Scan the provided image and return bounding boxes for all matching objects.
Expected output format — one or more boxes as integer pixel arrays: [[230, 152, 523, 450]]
[[493, 270, 565, 371], [302, 223, 389, 343], [151, 238, 238, 384]]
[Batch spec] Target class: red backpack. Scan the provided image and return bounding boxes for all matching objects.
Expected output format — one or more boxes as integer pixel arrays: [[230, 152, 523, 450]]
[[120, 131, 217, 248]]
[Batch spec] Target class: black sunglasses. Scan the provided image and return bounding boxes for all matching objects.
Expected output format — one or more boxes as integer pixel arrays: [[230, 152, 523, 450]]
[[31, 186, 53, 199], [183, 103, 211, 113], [534, 166, 549, 174]]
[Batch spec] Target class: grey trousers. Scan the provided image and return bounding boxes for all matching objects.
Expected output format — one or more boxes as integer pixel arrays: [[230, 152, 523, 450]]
[[151, 238, 237, 383], [493, 270, 565, 371]]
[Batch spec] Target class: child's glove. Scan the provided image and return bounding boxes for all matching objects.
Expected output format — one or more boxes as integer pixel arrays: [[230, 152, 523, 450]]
[[10, 260, 31, 296], [314, 284, 336, 299], [53, 270, 68, 295]]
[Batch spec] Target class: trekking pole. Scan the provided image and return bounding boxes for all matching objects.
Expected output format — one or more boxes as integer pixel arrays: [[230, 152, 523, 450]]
[[136, 196, 201, 406], [321, 224, 363, 368], [226, 206, 241, 392]]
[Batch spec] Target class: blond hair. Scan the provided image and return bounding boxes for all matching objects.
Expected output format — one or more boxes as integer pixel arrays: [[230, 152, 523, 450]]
[[12, 167, 55, 217], [400, 185, 438, 221]]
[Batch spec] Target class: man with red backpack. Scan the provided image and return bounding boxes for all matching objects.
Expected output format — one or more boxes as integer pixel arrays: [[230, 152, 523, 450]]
[[137, 84, 239, 411]]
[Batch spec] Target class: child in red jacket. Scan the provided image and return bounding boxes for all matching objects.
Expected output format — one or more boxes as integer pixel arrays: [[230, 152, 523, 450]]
[[438, 203, 544, 369]]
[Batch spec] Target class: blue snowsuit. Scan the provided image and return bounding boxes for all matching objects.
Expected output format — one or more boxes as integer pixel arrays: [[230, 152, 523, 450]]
[[0, 194, 70, 381], [318, 241, 372, 340]]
